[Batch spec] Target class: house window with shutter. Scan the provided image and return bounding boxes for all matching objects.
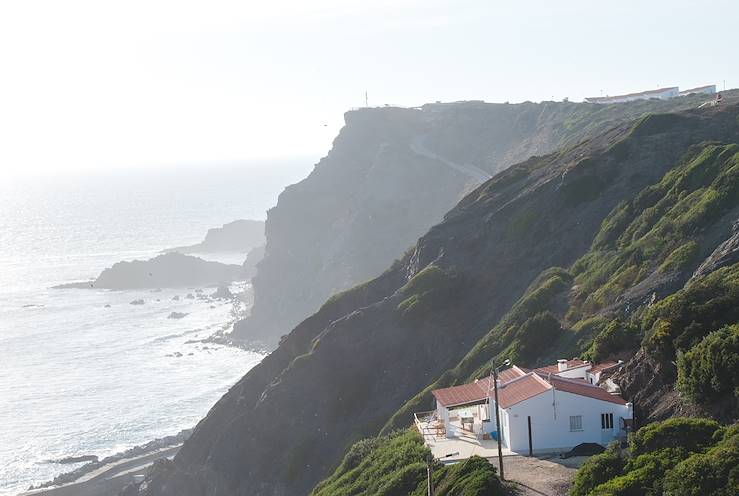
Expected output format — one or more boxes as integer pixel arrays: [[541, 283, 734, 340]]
[[601, 413, 614, 429], [569, 415, 583, 431]]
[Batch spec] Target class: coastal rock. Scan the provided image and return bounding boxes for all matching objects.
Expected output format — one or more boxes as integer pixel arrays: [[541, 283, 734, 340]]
[[130, 299, 145, 305], [167, 312, 188, 319], [47, 454, 99, 465], [164, 219, 265, 254], [211, 284, 233, 300], [55, 253, 243, 290]]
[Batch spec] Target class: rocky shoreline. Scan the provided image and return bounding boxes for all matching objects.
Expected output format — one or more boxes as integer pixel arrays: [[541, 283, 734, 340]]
[[29, 429, 192, 490]]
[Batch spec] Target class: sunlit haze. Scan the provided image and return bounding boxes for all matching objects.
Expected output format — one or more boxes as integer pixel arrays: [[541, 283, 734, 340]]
[[1, 0, 736, 176]]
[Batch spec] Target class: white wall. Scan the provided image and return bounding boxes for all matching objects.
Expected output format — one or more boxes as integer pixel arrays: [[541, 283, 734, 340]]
[[503, 390, 632, 453], [556, 367, 589, 379]]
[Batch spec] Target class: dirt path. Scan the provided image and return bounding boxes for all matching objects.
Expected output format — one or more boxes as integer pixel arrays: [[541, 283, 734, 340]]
[[410, 135, 492, 182], [488, 455, 587, 496]]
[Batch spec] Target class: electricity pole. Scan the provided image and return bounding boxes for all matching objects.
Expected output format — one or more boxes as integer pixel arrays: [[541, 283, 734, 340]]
[[491, 358, 510, 481]]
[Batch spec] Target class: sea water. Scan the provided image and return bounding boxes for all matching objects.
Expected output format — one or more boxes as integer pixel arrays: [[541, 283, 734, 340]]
[[0, 160, 313, 495]]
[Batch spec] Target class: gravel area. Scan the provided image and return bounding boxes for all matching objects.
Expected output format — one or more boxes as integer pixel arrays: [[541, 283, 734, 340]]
[[488, 454, 588, 496]]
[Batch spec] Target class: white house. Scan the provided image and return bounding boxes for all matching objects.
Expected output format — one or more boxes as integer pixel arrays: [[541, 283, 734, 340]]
[[679, 85, 716, 97], [424, 359, 632, 455], [584, 86, 679, 104]]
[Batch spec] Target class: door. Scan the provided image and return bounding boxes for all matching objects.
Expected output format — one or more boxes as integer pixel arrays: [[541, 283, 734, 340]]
[[600, 413, 614, 444]]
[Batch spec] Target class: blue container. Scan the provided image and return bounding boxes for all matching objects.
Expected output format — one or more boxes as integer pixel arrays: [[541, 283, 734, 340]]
[[491, 431, 499, 441]]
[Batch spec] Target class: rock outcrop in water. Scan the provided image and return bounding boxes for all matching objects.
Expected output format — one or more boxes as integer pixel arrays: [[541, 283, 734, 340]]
[[164, 219, 265, 254], [235, 96, 715, 346], [56, 253, 242, 290], [138, 100, 739, 496]]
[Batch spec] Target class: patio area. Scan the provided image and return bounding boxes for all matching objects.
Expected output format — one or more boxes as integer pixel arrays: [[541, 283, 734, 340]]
[[414, 410, 513, 463]]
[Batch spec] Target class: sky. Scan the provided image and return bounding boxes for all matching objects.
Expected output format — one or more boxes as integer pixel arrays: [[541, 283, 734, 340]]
[[0, 0, 736, 177]]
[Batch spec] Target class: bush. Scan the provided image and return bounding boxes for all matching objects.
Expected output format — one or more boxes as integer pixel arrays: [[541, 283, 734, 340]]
[[677, 325, 739, 404], [571, 443, 625, 496], [431, 456, 505, 496], [586, 319, 640, 362], [509, 311, 563, 363], [662, 427, 739, 496], [630, 417, 722, 457]]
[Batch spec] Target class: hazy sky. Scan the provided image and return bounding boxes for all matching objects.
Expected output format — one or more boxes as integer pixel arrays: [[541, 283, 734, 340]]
[[1, 0, 736, 176]]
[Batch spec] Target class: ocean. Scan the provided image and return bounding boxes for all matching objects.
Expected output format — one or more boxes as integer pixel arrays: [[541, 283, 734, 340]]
[[0, 160, 313, 495]]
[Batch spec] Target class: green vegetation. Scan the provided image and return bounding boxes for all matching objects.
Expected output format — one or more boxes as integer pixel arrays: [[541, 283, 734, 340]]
[[396, 265, 459, 321], [572, 418, 735, 496], [662, 425, 739, 496], [630, 417, 722, 456], [570, 143, 739, 316], [312, 430, 506, 496], [642, 264, 739, 362], [583, 319, 639, 363], [571, 444, 625, 496], [677, 325, 739, 404]]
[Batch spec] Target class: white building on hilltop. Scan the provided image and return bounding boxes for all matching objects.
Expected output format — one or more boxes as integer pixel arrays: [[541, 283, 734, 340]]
[[585, 87, 679, 104], [679, 85, 717, 96], [416, 359, 632, 457]]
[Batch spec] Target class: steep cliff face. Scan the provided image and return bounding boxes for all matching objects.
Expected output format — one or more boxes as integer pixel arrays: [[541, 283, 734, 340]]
[[139, 102, 739, 496], [236, 97, 709, 345]]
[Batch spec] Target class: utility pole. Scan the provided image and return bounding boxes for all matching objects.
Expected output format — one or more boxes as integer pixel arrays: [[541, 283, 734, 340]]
[[426, 453, 434, 496], [491, 358, 510, 481], [365, 90, 368, 107], [426, 451, 458, 495]]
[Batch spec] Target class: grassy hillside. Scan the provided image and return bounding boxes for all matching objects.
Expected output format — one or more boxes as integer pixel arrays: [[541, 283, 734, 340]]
[[312, 430, 507, 496]]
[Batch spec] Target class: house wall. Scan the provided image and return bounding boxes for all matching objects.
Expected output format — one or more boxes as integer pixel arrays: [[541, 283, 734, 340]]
[[503, 390, 632, 454], [555, 367, 588, 379]]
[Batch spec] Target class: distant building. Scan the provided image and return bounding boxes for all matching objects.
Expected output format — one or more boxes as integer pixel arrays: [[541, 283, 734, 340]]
[[679, 85, 716, 96], [585, 87, 680, 104]]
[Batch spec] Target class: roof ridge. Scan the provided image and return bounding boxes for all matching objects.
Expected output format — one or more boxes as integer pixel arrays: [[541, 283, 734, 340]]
[[530, 372, 553, 388]]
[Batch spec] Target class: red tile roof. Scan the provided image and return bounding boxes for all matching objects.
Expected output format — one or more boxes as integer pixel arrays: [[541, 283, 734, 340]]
[[432, 382, 487, 408], [550, 376, 627, 405], [431, 366, 528, 408], [496, 374, 551, 408], [588, 361, 620, 374], [431, 365, 629, 409], [533, 359, 589, 375]]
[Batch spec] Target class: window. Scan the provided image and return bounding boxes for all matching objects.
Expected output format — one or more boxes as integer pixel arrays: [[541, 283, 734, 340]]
[[601, 413, 614, 429], [569, 415, 583, 431]]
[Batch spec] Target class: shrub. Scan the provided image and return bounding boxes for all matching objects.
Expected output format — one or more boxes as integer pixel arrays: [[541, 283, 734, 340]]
[[571, 443, 625, 496], [431, 456, 505, 496], [586, 319, 640, 362], [662, 426, 739, 496], [677, 325, 739, 404], [630, 417, 722, 456], [509, 311, 563, 363]]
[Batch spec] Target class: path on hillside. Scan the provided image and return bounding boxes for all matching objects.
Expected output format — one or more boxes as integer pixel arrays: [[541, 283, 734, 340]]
[[410, 136, 493, 183]]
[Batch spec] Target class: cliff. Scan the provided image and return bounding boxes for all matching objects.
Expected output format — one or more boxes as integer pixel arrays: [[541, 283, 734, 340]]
[[235, 96, 711, 346], [165, 219, 265, 254], [138, 100, 739, 496]]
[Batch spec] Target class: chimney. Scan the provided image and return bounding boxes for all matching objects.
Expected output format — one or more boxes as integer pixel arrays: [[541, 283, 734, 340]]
[[557, 359, 568, 372]]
